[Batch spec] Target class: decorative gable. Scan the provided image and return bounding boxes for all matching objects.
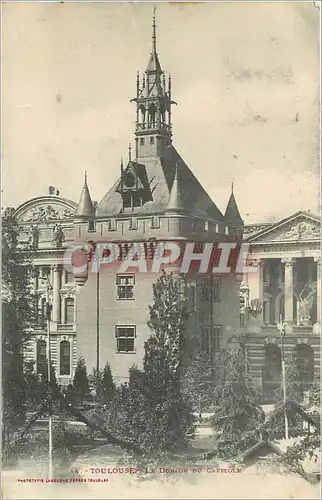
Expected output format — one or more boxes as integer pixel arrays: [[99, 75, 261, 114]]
[[245, 212, 320, 244]]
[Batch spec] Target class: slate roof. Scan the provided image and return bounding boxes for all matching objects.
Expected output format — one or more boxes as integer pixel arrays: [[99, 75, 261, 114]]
[[96, 145, 224, 221], [224, 189, 243, 227], [75, 177, 95, 218]]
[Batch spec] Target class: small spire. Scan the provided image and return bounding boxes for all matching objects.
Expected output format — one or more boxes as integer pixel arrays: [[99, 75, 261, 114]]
[[121, 157, 124, 170], [128, 143, 132, 161], [167, 161, 185, 213], [75, 173, 95, 219], [152, 5, 157, 54], [224, 185, 243, 227]]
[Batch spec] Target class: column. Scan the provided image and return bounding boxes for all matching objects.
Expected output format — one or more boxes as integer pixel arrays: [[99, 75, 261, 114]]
[[52, 265, 61, 323], [248, 259, 264, 320], [314, 257, 320, 324], [282, 257, 295, 324]]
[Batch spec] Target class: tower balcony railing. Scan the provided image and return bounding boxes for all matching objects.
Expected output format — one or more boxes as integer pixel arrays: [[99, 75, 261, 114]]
[[136, 122, 171, 132]]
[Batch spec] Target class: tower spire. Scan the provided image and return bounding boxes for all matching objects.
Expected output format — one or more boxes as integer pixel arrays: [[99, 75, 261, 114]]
[[152, 6, 157, 54]]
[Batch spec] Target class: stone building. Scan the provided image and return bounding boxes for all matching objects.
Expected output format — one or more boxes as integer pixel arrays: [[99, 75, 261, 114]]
[[240, 211, 320, 402], [14, 15, 243, 386]]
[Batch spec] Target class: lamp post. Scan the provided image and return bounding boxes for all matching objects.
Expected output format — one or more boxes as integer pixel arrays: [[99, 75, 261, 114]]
[[87, 241, 100, 373], [43, 278, 53, 479], [277, 315, 289, 439]]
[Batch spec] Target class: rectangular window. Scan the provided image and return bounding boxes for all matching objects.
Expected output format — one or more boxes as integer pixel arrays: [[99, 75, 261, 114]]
[[36, 340, 47, 374], [88, 220, 95, 232], [65, 298, 74, 324], [201, 326, 221, 353], [59, 341, 71, 376], [115, 326, 136, 353], [204, 220, 209, 231], [225, 226, 229, 235], [212, 326, 221, 351], [151, 215, 160, 228], [123, 196, 132, 209], [201, 278, 221, 302], [117, 274, 135, 299], [140, 137, 145, 146], [133, 197, 142, 208], [150, 136, 155, 145], [130, 217, 138, 230]]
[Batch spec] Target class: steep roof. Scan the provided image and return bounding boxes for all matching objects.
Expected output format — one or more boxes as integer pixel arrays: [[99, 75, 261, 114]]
[[74, 174, 95, 219], [96, 145, 224, 221], [224, 185, 243, 227]]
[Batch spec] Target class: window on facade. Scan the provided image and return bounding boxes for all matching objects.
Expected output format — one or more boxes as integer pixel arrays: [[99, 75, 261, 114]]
[[204, 220, 209, 231], [225, 226, 229, 235], [36, 340, 47, 374], [201, 278, 221, 302], [133, 197, 142, 208], [115, 326, 136, 353], [201, 326, 221, 353], [60, 340, 71, 376], [117, 274, 135, 299], [65, 298, 74, 324], [215, 223, 219, 233], [150, 136, 155, 145], [140, 137, 145, 146], [88, 220, 95, 231], [151, 215, 160, 228], [123, 195, 131, 209], [130, 217, 138, 230]]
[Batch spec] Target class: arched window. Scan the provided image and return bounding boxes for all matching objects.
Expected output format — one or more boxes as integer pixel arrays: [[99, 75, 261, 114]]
[[295, 344, 314, 389], [60, 341, 71, 376], [65, 298, 74, 324], [264, 344, 281, 382], [148, 104, 157, 128], [36, 340, 47, 375]]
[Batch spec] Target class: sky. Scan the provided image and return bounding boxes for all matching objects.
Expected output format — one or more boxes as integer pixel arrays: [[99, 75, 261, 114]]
[[2, 1, 320, 224]]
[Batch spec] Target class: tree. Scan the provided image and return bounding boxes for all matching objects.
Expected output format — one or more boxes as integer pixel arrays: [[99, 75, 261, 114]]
[[142, 271, 195, 451], [212, 346, 264, 454], [73, 357, 89, 403], [308, 379, 320, 407], [2, 208, 36, 445], [91, 362, 115, 405], [276, 356, 303, 404], [182, 349, 214, 419]]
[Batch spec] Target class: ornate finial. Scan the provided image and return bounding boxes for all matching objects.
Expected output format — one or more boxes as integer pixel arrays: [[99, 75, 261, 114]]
[[231, 181, 234, 193], [121, 157, 124, 170], [85, 171, 87, 183], [128, 143, 132, 161], [152, 5, 157, 54]]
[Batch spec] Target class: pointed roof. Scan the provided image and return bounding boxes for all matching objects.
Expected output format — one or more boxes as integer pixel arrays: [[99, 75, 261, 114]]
[[166, 163, 186, 213], [74, 172, 95, 219], [146, 7, 162, 75], [97, 145, 224, 221], [224, 183, 243, 227]]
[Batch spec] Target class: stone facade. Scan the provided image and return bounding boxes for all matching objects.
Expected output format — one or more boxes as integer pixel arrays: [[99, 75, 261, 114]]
[[240, 211, 321, 402]]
